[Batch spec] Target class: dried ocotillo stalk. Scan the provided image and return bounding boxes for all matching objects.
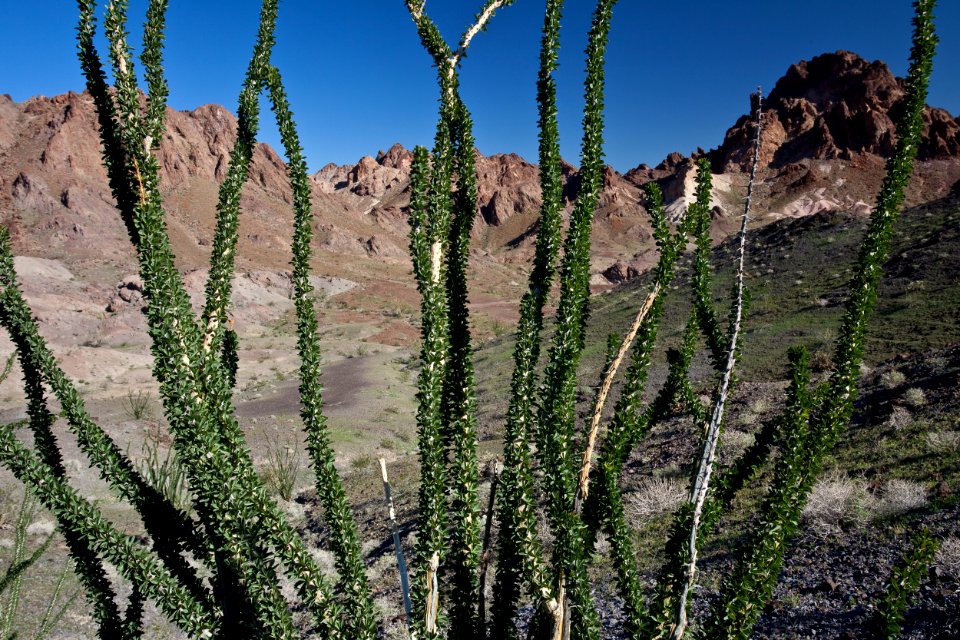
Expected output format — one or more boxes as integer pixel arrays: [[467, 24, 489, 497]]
[[578, 183, 691, 635], [379, 459, 413, 624], [664, 88, 763, 640]]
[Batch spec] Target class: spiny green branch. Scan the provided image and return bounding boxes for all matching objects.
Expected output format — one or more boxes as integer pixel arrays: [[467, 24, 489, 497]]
[[490, 2, 565, 636]]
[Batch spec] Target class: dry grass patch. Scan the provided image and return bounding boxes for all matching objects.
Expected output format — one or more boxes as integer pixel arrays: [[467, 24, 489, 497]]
[[803, 471, 869, 533], [628, 477, 687, 521], [935, 536, 960, 578], [871, 478, 928, 519], [880, 369, 906, 389], [903, 387, 927, 408], [925, 430, 960, 453]]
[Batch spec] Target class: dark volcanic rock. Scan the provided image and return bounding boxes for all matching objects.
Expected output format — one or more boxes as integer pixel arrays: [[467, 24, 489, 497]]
[[602, 261, 639, 283]]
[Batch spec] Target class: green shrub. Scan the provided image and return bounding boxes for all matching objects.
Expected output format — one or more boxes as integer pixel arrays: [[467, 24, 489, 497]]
[[121, 390, 152, 421], [260, 432, 303, 502]]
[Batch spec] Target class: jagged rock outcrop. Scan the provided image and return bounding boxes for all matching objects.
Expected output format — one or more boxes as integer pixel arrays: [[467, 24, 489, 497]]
[[711, 51, 960, 172], [2, 48, 958, 301], [476, 153, 542, 225], [106, 275, 145, 313], [602, 261, 639, 284]]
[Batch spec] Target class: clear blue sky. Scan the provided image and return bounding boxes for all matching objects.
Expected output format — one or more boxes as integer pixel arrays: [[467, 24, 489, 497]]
[[2, 1, 958, 172]]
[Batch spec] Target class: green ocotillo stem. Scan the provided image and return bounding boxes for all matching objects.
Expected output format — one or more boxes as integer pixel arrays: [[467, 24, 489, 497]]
[[95, 3, 302, 630], [490, 3, 565, 636], [688, 157, 728, 370], [443, 94, 484, 637], [534, 0, 614, 545], [532, 2, 617, 639], [0, 231, 212, 598], [870, 528, 940, 639], [78, 1, 344, 635], [1, 298, 125, 636], [405, 4, 515, 635], [267, 60, 376, 640], [185, 5, 351, 632], [140, 0, 169, 143], [414, 96, 454, 640], [199, 0, 277, 372], [579, 183, 688, 635], [408, 141, 451, 640], [0, 427, 219, 638], [76, 0, 141, 246]]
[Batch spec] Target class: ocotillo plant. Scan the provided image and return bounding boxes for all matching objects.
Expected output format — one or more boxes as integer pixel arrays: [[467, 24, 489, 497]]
[[2, 0, 379, 637], [491, 0, 566, 635], [403, 2, 518, 636], [0, 0, 943, 639], [869, 528, 942, 639], [649, 90, 764, 640]]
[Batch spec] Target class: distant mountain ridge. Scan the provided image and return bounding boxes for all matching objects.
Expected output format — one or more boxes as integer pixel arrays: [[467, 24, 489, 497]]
[[1, 50, 958, 292]]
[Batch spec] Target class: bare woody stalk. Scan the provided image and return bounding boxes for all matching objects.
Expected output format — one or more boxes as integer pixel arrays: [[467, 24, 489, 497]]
[[379, 458, 414, 625], [573, 285, 660, 516], [579, 179, 697, 636], [669, 89, 763, 640]]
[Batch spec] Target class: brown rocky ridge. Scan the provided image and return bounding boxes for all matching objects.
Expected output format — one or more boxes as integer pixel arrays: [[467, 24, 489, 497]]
[[0, 50, 958, 372]]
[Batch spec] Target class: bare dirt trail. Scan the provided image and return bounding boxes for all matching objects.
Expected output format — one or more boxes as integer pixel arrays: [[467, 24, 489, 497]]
[[234, 356, 368, 419]]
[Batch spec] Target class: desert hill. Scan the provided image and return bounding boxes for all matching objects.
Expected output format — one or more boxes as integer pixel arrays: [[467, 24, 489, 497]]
[[0, 49, 957, 379]]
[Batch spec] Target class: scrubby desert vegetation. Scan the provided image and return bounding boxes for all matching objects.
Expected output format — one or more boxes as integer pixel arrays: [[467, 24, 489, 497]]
[[0, 0, 956, 639]]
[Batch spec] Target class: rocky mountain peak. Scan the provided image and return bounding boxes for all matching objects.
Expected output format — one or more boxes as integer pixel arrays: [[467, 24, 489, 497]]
[[375, 143, 413, 170], [712, 50, 960, 172], [769, 50, 904, 112], [2, 48, 958, 296]]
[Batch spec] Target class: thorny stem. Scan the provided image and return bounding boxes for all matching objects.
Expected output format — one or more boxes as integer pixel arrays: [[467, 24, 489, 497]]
[[454, 0, 512, 66]]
